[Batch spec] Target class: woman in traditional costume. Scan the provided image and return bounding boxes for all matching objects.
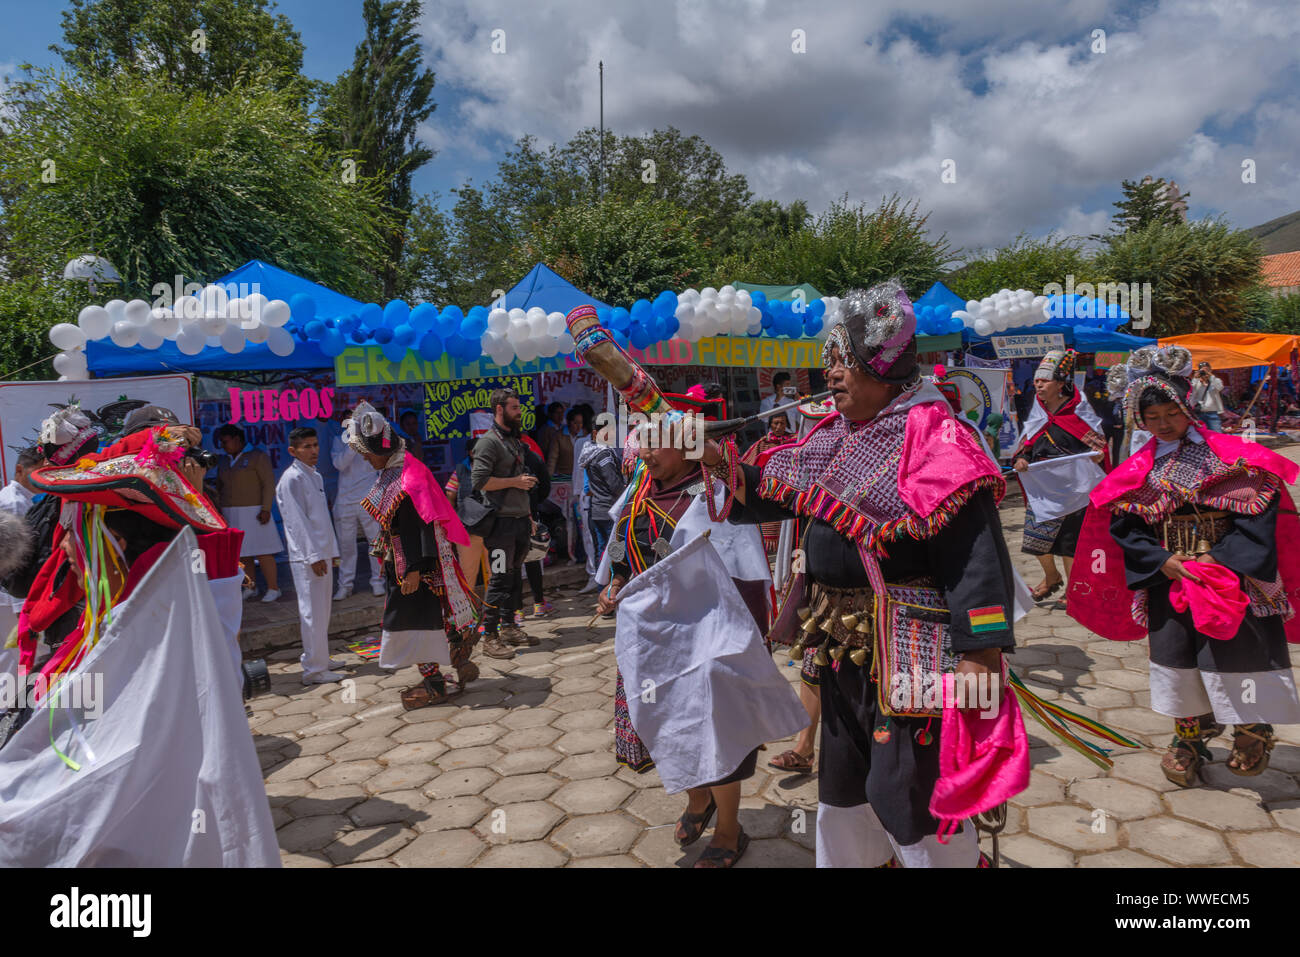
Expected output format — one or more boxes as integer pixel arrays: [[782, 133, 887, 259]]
[[345, 403, 480, 709], [1010, 349, 1109, 601], [1068, 346, 1300, 786], [706, 281, 1021, 868], [741, 412, 793, 554]]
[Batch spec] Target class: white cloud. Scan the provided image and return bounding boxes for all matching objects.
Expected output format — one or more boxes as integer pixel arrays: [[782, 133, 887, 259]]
[[418, 0, 1300, 253]]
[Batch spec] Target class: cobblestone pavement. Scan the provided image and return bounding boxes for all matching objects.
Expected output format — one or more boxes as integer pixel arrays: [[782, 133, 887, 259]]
[[253, 453, 1300, 867]]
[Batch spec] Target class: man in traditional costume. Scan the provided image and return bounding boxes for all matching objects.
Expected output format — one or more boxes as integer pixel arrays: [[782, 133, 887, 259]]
[[1010, 348, 1109, 601], [1068, 346, 1300, 786], [705, 280, 1020, 868], [345, 403, 480, 709]]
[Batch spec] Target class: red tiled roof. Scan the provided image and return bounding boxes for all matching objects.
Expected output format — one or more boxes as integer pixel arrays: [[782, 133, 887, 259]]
[[1262, 251, 1300, 289]]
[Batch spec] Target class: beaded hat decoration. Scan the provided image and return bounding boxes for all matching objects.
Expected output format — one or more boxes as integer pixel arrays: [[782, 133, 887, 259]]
[[1119, 345, 1196, 422], [345, 400, 401, 457], [822, 279, 918, 383], [40, 403, 100, 465], [1034, 349, 1077, 383]]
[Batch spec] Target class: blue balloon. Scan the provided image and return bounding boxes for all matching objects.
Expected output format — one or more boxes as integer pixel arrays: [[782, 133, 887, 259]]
[[289, 293, 317, 324], [393, 324, 416, 347], [372, 327, 393, 345], [350, 330, 369, 344], [761, 313, 774, 330], [383, 300, 410, 329], [610, 307, 631, 332], [630, 324, 652, 350], [749, 290, 767, 309], [596, 307, 612, 326], [653, 291, 678, 318], [809, 299, 826, 319], [381, 340, 407, 363], [303, 319, 325, 341], [358, 303, 383, 330], [410, 303, 438, 333], [630, 299, 652, 324], [319, 330, 346, 358], [336, 314, 357, 335], [417, 333, 444, 361], [442, 304, 465, 326], [948, 317, 965, 334], [662, 316, 680, 339], [804, 316, 823, 337], [467, 304, 488, 321], [612, 329, 630, 350], [461, 313, 487, 338]]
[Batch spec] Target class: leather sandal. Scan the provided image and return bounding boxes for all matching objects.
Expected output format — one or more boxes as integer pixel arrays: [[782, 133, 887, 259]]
[[767, 749, 814, 774], [400, 673, 462, 710], [1161, 738, 1206, 787], [675, 796, 717, 847], [693, 829, 750, 868], [1030, 578, 1064, 601], [1227, 724, 1275, 776]]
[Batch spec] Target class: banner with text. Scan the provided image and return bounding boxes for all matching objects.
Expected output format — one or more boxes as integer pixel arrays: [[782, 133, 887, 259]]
[[991, 334, 1066, 360], [422, 375, 537, 441]]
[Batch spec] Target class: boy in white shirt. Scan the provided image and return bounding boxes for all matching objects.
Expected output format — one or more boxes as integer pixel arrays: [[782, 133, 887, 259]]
[[276, 427, 343, 684]]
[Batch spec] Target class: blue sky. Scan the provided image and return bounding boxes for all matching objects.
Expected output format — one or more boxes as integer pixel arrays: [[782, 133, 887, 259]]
[[3, 0, 1297, 255]]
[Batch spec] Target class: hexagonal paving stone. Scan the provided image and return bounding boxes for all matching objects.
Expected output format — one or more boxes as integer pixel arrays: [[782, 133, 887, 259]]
[[1163, 789, 1272, 830], [550, 692, 611, 714], [490, 747, 563, 776], [1026, 805, 1118, 852], [348, 791, 430, 827], [553, 709, 610, 732], [737, 801, 800, 840], [498, 707, 560, 729], [1066, 778, 1164, 821], [379, 741, 450, 766], [552, 812, 643, 858], [475, 842, 568, 867], [322, 824, 417, 864], [1077, 849, 1171, 868], [476, 801, 565, 843], [735, 838, 815, 868], [286, 786, 367, 819], [394, 829, 486, 867], [436, 745, 505, 771], [424, 767, 498, 799], [366, 763, 440, 793], [1092, 669, 1150, 692], [280, 851, 332, 868], [265, 779, 315, 805], [999, 835, 1075, 868], [449, 707, 510, 728], [1009, 774, 1065, 808], [1109, 750, 1184, 793], [341, 717, 405, 741], [272, 697, 320, 716], [391, 720, 455, 744], [557, 752, 621, 781], [264, 754, 331, 784], [276, 814, 352, 853], [551, 676, 606, 696], [1199, 763, 1300, 802], [554, 729, 612, 755], [257, 714, 316, 735], [497, 726, 563, 750], [565, 855, 643, 868], [483, 773, 563, 805], [631, 825, 698, 868], [552, 778, 634, 815], [1228, 829, 1300, 866], [416, 795, 492, 832], [627, 788, 684, 826], [309, 759, 382, 788], [1100, 707, 1176, 736], [327, 737, 395, 762], [1124, 818, 1231, 865], [294, 734, 348, 757], [1030, 747, 1110, 782], [440, 725, 505, 750]]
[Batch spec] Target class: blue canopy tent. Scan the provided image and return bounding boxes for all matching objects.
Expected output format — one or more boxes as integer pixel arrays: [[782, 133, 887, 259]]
[[961, 324, 1155, 355], [86, 260, 361, 376], [502, 263, 610, 314]]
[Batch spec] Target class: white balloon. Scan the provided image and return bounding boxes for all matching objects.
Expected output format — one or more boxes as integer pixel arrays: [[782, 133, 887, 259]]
[[52, 352, 77, 376], [201, 284, 229, 315], [149, 307, 180, 339], [105, 299, 128, 324], [124, 298, 151, 326], [488, 308, 510, 335], [137, 327, 165, 350], [108, 320, 141, 348], [746, 320, 763, 336], [527, 314, 547, 338], [700, 287, 718, 301], [555, 332, 575, 354], [77, 305, 111, 340], [245, 292, 269, 322], [199, 312, 228, 336], [513, 338, 538, 363], [731, 303, 750, 333], [244, 321, 271, 344], [508, 308, 526, 323], [736, 290, 752, 309], [525, 307, 547, 325], [49, 323, 86, 351], [674, 303, 697, 324], [174, 296, 204, 322], [679, 288, 700, 305], [974, 318, 993, 336], [546, 312, 566, 337], [266, 327, 295, 357], [677, 320, 698, 342], [261, 299, 291, 328], [220, 325, 246, 354], [175, 326, 206, 356], [506, 320, 530, 344], [535, 337, 559, 359], [719, 284, 735, 297]]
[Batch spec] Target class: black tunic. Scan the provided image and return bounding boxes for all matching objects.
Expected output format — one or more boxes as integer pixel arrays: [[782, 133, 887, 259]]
[[381, 496, 444, 634]]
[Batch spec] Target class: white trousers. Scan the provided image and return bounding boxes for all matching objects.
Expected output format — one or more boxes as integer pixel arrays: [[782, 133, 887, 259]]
[[290, 561, 334, 677], [334, 501, 382, 592], [814, 802, 979, 868]]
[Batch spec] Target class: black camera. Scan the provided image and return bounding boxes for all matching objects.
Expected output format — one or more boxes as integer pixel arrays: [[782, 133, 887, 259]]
[[185, 447, 219, 469]]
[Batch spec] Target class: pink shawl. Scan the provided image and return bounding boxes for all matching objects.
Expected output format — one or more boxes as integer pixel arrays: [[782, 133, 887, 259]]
[[403, 453, 470, 547]]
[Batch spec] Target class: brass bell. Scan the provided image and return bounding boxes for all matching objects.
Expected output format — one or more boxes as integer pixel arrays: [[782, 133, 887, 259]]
[[840, 613, 859, 631], [855, 619, 872, 634], [800, 616, 822, 636], [849, 647, 869, 667], [813, 647, 830, 667], [829, 644, 846, 662], [796, 606, 812, 621], [817, 616, 837, 634], [813, 594, 831, 617], [790, 641, 806, 660]]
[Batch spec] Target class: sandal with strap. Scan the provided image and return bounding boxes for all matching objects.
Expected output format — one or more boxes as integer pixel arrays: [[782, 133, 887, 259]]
[[1161, 737, 1208, 787], [693, 829, 750, 869], [1227, 724, 1276, 776], [674, 796, 717, 847], [1030, 578, 1064, 601], [457, 661, 480, 687], [400, 672, 463, 711], [767, 749, 814, 774]]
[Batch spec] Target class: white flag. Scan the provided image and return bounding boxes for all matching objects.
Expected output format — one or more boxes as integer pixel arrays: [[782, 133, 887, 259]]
[[615, 535, 807, 794], [1019, 451, 1105, 522]]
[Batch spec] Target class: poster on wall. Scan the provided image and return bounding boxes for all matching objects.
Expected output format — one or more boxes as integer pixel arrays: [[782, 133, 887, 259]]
[[0, 374, 193, 484], [536, 368, 609, 419], [422, 375, 536, 442]]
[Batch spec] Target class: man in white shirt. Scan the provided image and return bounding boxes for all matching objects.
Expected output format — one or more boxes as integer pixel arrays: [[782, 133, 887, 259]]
[[1191, 361, 1225, 432], [758, 371, 792, 416], [331, 411, 384, 599], [276, 427, 343, 684], [0, 447, 41, 641]]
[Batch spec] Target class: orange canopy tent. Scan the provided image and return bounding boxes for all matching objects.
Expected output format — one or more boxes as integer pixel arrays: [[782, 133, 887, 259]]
[[1158, 332, 1300, 369]]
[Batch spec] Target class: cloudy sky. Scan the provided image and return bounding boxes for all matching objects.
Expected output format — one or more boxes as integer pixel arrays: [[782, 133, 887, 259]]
[[4, 0, 1298, 257]]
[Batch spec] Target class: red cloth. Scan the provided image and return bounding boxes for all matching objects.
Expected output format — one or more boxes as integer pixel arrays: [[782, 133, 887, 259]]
[[521, 434, 543, 459], [1169, 562, 1250, 641]]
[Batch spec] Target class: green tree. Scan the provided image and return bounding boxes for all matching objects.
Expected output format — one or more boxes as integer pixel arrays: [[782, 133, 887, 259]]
[[0, 277, 80, 381], [1103, 176, 1189, 237], [1093, 218, 1264, 335], [508, 196, 706, 305], [0, 69, 394, 300], [1258, 292, 1300, 335], [398, 194, 456, 304], [319, 0, 436, 297], [53, 0, 307, 97], [725, 195, 951, 298], [946, 233, 1110, 301]]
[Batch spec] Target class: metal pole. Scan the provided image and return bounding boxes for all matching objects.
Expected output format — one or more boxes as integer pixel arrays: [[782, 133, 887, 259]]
[[598, 61, 604, 200]]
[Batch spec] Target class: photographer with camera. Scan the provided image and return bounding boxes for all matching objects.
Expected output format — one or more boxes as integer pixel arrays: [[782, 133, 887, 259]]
[[1191, 361, 1225, 432]]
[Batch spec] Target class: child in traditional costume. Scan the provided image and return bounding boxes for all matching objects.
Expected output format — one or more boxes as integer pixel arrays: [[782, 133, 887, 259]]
[[345, 403, 480, 709], [1068, 346, 1300, 786], [1011, 348, 1109, 600]]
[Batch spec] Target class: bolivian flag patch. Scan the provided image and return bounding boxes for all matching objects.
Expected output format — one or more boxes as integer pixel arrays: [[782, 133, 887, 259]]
[[968, 605, 1009, 634]]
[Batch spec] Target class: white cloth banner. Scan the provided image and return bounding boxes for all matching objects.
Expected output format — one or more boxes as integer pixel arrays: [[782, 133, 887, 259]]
[[1018, 451, 1105, 521], [615, 535, 807, 794], [0, 528, 281, 866]]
